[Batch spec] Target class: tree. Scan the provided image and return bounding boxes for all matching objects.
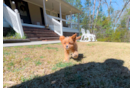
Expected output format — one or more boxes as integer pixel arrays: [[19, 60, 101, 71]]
[[94, 0, 102, 33], [115, 0, 130, 25], [92, 0, 96, 33]]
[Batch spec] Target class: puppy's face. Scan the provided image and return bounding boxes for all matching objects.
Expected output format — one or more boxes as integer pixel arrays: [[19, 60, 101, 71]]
[[60, 34, 77, 50]]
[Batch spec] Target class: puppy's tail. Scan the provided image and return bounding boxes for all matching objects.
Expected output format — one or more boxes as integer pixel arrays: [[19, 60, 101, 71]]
[[76, 36, 81, 40]]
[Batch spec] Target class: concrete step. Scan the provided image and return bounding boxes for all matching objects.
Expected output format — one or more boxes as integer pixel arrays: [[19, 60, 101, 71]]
[[26, 34, 59, 37], [23, 26, 59, 41], [40, 37, 59, 40], [24, 31, 55, 34]]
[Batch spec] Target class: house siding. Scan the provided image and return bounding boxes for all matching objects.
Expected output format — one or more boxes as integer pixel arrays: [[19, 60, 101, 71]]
[[28, 3, 43, 25], [9, 0, 16, 10], [4, 0, 67, 26]]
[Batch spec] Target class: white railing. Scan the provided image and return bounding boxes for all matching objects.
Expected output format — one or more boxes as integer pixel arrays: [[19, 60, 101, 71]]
[[3, 3, 24, 38], [46, 15, 62, 36], [47, 15, 79, 35], [48, 15, 79, 28]]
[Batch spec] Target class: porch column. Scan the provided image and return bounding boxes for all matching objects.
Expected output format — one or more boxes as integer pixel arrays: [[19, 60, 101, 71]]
[[70, 9, 72, 28], [78, 13, 80, 35], [59, 2, 63, 36], [43, 0, 47, 26]]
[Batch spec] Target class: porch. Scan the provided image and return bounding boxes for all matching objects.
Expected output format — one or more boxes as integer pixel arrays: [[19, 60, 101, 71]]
[[3, 0, 81, 39]]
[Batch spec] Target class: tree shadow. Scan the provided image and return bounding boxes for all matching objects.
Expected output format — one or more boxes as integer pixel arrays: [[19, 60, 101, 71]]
[[10, 58, 130, 88]]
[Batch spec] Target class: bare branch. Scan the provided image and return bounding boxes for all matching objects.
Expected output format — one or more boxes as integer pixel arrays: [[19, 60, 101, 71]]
[[126, 16, 130, 28], [115, 0, 130, 25], [96, 0, 101, 20], [93, 0, 102, 30], [111, 1, 118, 5], [103, 0, 109, 8]]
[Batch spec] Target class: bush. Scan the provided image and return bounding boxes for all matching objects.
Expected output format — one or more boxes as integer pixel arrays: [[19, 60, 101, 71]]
[[3, 33, 27, 39], [15, 33, 26, 39], [6, 28, 16, 37], [97, 38, 107, 42]]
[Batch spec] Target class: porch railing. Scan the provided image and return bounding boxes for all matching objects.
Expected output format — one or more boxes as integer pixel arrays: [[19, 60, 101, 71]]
[[46, 15, 79, 35], [3, 3, 24, 38], [46, 15, 62, 36]]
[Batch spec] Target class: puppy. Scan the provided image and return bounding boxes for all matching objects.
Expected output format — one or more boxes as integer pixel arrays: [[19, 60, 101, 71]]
[[59, 33, 81, 61]]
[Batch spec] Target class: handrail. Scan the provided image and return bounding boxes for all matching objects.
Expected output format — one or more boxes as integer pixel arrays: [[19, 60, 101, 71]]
[[3, 3, 24, 38], [47, 14, 79, 34], [47, 15, 78, 24], [46, 14, 62, 36], [3, 3, 16, 16]]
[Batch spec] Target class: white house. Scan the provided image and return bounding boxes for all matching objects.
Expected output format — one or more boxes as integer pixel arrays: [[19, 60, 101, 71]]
[[3, 0, 82, 41]]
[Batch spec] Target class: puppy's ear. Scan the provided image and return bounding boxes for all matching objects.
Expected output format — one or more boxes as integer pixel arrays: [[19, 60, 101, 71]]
[[59, 36, 65, 42], [71, 33, 77, 42]]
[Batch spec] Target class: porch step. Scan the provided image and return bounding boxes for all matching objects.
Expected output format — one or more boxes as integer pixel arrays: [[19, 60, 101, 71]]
[[28, 38, 41, 41], [23, 26, 59, 41], [40, 37, 59, 40], [63, 32, 79, 36], [26, 34, 59, 37], [24, 31, 55, 34], [28, 37, 59, 41]]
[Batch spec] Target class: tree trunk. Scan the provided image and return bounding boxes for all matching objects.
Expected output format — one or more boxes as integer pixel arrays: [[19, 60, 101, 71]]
[[94, 0, 101, 31], [109, 0, 112, 17], [96, 0, 101, 20], [115, 0, 130, 25], [104, 0, 109, 9], [89, 0, 91, 30], [92, 0, 96, 33], [126, 16, 130, 29]]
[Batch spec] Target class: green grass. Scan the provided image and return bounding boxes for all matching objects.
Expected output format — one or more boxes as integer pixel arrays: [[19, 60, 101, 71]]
[[45, 47, 58, 51], [21, 76, 33, 82], [7, 67, 11, 70], [52, 62, 73, 70], [35, 60, 42, 66], [3, 52, 10, 55], [3, 42, 130, 88], [27, 45, 35, 48], [56, 43, 61, 45], [9, 62, 14, 66], [14, 46, 23, 48], [24, 57, 31, 61], [40, 56, 44, 58], [87, 44, 95, 46], [21, 76, 29, 82], [21, 75, 40, 82], [4, 33, 27, 39], [27, 45, 42, 48]]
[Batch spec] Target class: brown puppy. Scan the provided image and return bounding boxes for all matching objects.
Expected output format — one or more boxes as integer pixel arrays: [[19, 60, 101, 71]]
[[59, 33, 81, 61]]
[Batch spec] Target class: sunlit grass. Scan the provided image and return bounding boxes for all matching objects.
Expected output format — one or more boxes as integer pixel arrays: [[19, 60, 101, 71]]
[[3, 42, 130, 87]]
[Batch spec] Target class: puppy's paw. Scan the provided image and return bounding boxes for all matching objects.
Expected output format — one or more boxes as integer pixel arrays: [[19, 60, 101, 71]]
[[72, 53, 78, 59], [63, 59, 69, 62]]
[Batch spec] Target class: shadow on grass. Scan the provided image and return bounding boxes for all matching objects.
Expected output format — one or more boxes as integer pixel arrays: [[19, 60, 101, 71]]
[[10, 58, 130, 88]]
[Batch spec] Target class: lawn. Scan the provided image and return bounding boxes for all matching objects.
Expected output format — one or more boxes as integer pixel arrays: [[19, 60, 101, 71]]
[[3, 42, 130, 88]]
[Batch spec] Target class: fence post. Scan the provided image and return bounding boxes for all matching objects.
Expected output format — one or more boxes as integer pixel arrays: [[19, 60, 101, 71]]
[[14, 9, 24, 38]]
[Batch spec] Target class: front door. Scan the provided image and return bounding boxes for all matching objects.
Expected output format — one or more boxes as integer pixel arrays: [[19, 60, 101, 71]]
[[4, 0, 11, 8], [40, 8, 45, 25], [14, 0, 31, 24]]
